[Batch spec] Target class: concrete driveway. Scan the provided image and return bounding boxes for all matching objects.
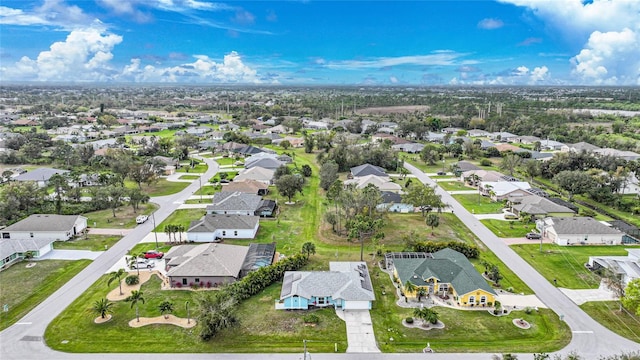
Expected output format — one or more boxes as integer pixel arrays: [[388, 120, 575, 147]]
[[38, 249, 103, 261], [335, 309, 380, 353]]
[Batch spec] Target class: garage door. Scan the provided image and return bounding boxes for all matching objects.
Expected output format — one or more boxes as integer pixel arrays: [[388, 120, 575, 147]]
[[344, 301, 371, 310]]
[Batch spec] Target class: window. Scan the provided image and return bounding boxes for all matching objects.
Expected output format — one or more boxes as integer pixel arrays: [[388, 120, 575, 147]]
[[182, 278, 187, 285], [480, 296, 486, 304], [30, 233, 34, 238], [2, 233, 9, 239], [195, 278, 200, 283], [222, 231, 226, 236], [317, 297, 326, 305], [234, 230, 238, 236], [469, 296, 475, 304]]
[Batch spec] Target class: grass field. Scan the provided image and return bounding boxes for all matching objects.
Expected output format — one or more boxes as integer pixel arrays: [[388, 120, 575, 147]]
[[176, 163, 208, 173], [194, 185, 221, 195], [510, 244, 630, 289], [214, 157, 236, 166], [579, 301, 640, 344], [143, 179, 191, 196], [452, 194, 506, 214], [153, 209, 205, 232], [481, 219, 534, 238], [54, 235, 122, 251], [85, 203, 158, 229], [437, 181, 474, 191], [369, 267, 570, 353], [184, 199, 211, 204], [0, 260, 91, 331]]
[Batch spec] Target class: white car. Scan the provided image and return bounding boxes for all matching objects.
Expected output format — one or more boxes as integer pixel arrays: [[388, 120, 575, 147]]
[[130, 259, 155, 269], [136, 215, 149, 224]]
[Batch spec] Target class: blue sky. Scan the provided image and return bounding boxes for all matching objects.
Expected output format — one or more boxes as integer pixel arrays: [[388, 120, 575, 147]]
[[1, 0, 639, 85]]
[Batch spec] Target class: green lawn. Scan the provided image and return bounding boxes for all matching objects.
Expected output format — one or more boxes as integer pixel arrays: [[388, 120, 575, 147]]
[[510, 244, 630, 289], [143, 179, 191, 196], [0, 260, 91, 331], [438, 181, 474, 191], [369, 267, 570, 353], [54, 235, 122, 251], [214, 157, 236, 166], [184, 199, 211, 204], [46, 274, 347, 353], [176, 163, 208, 173], [85, 203, 158, 229], [579, 301, 640, 344], [481, 219, 535, 238], [154, 209, 205, 232], [452, 194, 506, 214], [177, 175, 200, 180], [194, 185, 221, 195]]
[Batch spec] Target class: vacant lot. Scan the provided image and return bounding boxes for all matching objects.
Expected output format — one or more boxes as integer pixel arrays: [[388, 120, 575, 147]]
[[86, 203, 158, 229], [54, 235, 122, 251], [453, 194, 506, 214], [510, 244, 630, 289], [0, 259, 91, 331], [481, 219, 533, 238], [153, 209, 205, 232], [579, 301, 640, 344], [438, 180, 474, 191]]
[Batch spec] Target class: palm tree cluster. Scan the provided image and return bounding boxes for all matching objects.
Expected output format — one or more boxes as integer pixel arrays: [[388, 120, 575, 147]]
[[164, 224, 186, 244], [413, 307, 439, 326]]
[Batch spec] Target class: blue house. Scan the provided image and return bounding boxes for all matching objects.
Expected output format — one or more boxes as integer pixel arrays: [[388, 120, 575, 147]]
[[276, 262, 375, 310]]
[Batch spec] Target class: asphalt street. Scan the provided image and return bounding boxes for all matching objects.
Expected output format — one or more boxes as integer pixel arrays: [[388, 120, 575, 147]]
[[1, 159, 638, 360]]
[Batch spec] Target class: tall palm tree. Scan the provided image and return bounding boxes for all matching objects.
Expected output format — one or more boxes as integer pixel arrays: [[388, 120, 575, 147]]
[[301, 242, 316, 260], [126, 290, 145, 322], [176, 224, 185, 243], [404, 280, 417, 299], [93, 298, 114, 319], [164, 224, 173, 244], [108, 268, 126, 295]]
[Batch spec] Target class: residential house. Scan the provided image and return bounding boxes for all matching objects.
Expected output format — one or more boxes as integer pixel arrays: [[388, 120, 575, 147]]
[[256, 199, 277, 217], [442, 127, 462, 134], [608, 220, 640, 244], [376, 191, 414, 213], [233, 145, 266, 156], [1, 214, 87, 242], [206, 191, 263, 215], [350, 163, 388, 178], [267, 124, 288, 134], [392, 142, 424, 153], [379, 121, 398, 129], [235, 167, 276, 185], [13, 168, 70, 187], [539, 139, 566, 151], [494, 143, 522, 153], [479, 140, 497, 150], [165, 242, 276, 287], [245, 157, 285, 170], [467, 129, 490, 137], [593, 148, 640, 161], [509, 195, 575, 219], [424, 132, 445, 143], [515, 135, 542, 144], [460, 169, 504, 184], [272, 136, 304, 148], [372, 133, 410, 145], [12, 118, 38, 126], [561, 142, 601, 154], [152, 156, 180, 175], [587, 249, 640, 287], [480, 181, 532, 201], [187, 214, 260, 241], [222, 179, 269, 195], [276, 262, 375, 310], [344, 175, 402, 193], [538, 217, 625, 245], [490, 131, 518, 142], [387, 248, 496, 307], [0, 238, 54, 270]]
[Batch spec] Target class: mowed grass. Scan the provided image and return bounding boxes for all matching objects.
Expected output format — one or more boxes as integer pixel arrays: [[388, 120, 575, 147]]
[[369, 267, 570, 353], [579, 301, 640, 344], [154, 209, 205, 232], [438, 181, 474, 191], [46, 267, 347, 353], [184, 199, 211, 204], [142, 179, 191, 196], [0, 260, 91, 331], [176, 163, 208, 173], [85, 203, 158, 229], [510, 244, 631, 289], [481, 219, 535, 238], [452, 194, 506, 214], [194, 185, 221, 195], [54, 235, 122, 251]]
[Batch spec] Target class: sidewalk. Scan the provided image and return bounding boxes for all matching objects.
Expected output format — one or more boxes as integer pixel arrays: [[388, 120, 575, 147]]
[[88, 228, 133, 236]]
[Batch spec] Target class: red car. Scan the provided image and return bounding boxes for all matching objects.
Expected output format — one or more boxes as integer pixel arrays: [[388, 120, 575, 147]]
[[144, 250, 164, 259]]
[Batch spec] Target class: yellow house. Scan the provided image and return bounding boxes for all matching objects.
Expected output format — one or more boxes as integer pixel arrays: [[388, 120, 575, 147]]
[[390, 248, 496, 307]]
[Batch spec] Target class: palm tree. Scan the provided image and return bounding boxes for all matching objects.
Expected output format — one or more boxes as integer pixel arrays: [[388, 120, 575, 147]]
[[126, 290, 145, 322], [404, 280, 417, 299], [301, 242, 316, 260], [417, 288, 427, 302], [93, 298, 114, 319], [107, 268, 126, 295], [425, 214, 440, 235], [158, 300, 175, 319], [175, 224, 185, 243], [413, 307, 439, 326]]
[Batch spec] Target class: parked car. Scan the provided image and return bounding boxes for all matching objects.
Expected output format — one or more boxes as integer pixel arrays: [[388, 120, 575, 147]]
[[144, 250, 164, 259], [130, 259, 155, 269], [526, 232, 542, 239], [136, 215, 149, 224], [504, 213, 518, 220], [436, 171, 446, 176]]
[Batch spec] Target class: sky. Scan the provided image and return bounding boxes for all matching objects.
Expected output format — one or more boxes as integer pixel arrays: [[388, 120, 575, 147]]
[[1, 0, 639, 86]]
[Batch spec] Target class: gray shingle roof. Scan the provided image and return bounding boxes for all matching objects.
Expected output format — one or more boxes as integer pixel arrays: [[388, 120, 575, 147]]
[[0, 238, 53, 259], [3, 214, 84, 232], [208, 192, 262, 212], [188, 214, 259, 232], [511, 195, 575, 215], [350, 163, 387, 177], [549, 217, 623, 235], [393, 248, 495, 297], [14, 168, 69, 182], [166, 243, 249, 278]]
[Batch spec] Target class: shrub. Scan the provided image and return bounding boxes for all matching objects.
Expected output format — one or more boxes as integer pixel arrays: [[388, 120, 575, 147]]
[[125, 275, 139, 285], [303, 313, 320, 324], [405, 317, 414, 324], [580, 208, 597, 218], [175, 282, 182, 288], [524, 307, 533, 314], [480, 158, 492, 166], [506, 287, 514, 293], [206, 281, 212, 288]]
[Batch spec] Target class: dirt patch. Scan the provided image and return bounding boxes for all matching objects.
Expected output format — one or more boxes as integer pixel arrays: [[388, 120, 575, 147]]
[[107, 270, 164, 301], [128, 314, 196, 328], [356, 105, 430, 115]]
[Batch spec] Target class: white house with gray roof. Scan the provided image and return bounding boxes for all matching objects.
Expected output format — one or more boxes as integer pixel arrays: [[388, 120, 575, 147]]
[[206, 191, 263, 215], [588, 249, 640, 287], [187, 214, 259, 241], [276, 262, 375, 310], [13, 168, 69, 187], [539, 217, 624, 246], [1, 214, 87, 242], [0, 238, 54, 270]]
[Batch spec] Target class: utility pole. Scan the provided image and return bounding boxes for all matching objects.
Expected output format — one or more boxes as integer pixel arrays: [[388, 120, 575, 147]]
[[152, 212, 159, 250]]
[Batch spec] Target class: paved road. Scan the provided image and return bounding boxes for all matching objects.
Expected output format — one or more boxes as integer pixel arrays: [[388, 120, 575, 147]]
[[404, 162, 640, 357], [2, 158, 638, 360]]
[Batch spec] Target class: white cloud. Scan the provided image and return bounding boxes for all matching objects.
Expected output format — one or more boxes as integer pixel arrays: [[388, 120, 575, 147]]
[[500, 0, 640, 84], [451, 64, 550, 85], [326, 52, 470, 70], [478, 18, 504, 30], [1, 25, 122, 81], [571, 28, 640, 85], [98, 0, 232, 14], [389, 76, 399, 84], [0, 0, 94, 29]]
